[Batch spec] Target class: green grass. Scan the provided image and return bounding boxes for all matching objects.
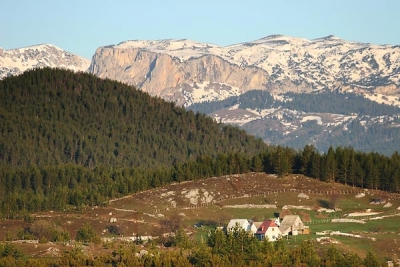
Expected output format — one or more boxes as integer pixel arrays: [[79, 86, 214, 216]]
[[192, 225, 214, 242]]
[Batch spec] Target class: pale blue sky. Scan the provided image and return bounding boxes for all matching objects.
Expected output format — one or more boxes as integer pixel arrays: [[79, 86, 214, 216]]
[[2, 0, 399, 59]]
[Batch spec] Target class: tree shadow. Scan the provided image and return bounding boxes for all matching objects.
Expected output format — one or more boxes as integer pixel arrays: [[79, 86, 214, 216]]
[[318, 199, 331, 209], [369, 197, 385, 204]]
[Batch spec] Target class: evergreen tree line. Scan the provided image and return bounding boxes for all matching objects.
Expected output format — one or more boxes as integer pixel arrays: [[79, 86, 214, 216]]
[[1, 145, 400, 219]]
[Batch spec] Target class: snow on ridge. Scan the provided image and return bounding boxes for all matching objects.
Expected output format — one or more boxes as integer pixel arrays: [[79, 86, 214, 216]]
[[111, 35, 400, 91], [114, 39, 219, 61], [243, 35, 311, 46], [311, 35, 343, 41], [13, 43, 61, 51]]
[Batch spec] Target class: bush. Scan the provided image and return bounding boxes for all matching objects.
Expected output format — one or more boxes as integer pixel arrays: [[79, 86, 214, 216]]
[[76, 223, 100, 244], [39, 236, 48, 244], [29, 220, 70, 242], [0, 244, 24, 259], [106, 225, 123, 235]]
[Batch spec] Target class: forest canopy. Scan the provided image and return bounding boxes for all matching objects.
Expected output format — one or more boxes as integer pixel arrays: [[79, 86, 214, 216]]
[[0, 68, 267, 168]]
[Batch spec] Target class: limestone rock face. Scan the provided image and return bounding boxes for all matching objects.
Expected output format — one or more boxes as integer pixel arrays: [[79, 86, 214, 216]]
[[89, 47, 270, 98]]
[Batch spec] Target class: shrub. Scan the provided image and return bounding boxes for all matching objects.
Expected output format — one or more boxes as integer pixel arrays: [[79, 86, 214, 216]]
[[76, 223, 100, 244]]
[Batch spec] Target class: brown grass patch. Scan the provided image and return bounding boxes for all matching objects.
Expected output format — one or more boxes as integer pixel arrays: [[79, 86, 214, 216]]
[[314, 213, 330, 219]]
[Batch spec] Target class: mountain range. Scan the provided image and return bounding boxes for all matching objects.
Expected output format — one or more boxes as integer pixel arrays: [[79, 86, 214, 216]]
[[2, 35, 400, 154], [90, 35, 400, 105]]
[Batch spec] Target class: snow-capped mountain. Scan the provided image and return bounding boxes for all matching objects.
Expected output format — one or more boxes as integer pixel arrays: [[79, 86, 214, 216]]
[[89, 35, 400, 107], [0, 44, 90, 79]]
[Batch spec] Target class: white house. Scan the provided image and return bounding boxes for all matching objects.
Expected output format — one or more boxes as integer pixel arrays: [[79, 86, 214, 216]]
[[254, 220, 281, 241], [227, 219, 257, 234], [279, 215, 305, 236]]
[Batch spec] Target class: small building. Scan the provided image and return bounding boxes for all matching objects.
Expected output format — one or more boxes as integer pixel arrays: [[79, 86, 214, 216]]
[[227, 219, 257, 234], [279, 215, 305, 236], [254, 220, 281, 241], [302, 226, 311, 235]]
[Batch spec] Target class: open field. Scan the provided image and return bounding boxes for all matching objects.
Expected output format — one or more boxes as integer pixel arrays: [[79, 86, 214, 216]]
[[1, 172, 400, 261]]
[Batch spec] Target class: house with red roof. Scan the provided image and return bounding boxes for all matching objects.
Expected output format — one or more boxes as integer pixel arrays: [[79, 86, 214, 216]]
[[254, 220, 281, 241]]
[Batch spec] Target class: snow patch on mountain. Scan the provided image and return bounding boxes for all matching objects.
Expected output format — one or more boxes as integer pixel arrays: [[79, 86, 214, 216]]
[[301, 116, 323, 125], [363, 93, 400, 107], [181, 82, 241, 107]]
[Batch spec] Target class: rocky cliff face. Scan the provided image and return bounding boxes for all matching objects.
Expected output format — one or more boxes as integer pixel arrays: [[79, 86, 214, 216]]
[[89, 47, 270, 105], [0, 44, 90, 79], [89, 36, 400, 106]]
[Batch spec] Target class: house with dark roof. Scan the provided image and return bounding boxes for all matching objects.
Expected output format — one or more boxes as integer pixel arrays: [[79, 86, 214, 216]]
[[254, 220, 281, 241]]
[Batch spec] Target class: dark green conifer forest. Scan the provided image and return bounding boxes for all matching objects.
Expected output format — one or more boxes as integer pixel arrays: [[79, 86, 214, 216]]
[[0, 68, 265, 168], [1, 68, 400, 218]]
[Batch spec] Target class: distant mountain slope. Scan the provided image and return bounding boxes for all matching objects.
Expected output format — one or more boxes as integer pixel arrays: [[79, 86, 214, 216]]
[[0, 44, 90, 79], [88, 36, 400, 155], [187, 90, 400, 155], [89, 35, 400, 107], [0, 68, 267, 168]]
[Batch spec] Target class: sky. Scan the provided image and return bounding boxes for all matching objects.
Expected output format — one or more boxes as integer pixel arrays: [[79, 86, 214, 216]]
[[2, 0, 399, 59]]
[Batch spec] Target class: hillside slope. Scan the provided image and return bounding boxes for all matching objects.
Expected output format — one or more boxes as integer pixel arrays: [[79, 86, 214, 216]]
[[0, 68, 267, 168]]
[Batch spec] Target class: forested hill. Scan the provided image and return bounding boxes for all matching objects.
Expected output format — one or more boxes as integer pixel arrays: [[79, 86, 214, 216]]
[[0, 68, 267, 168]]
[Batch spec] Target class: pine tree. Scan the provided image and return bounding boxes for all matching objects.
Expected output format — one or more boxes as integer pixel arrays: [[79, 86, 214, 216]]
[[300, 145, 316, 176], [173, 227, 191, 249], [324, 147, 337, 182], [272, 146, 294, 178]]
